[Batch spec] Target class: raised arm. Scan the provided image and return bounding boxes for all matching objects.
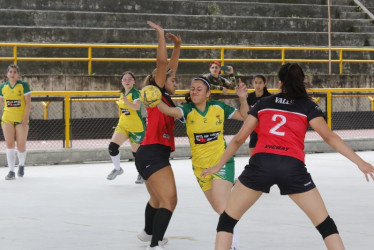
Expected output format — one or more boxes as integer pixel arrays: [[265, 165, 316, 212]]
[[230, 79, 249, 121], [157, 101, 183, 119], [166, 33, 182, 78], [310, 117, 374, 182], [147, 21, 168, 89]]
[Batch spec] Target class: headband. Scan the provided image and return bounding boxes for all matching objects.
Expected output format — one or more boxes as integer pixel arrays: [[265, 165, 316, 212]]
[[192, 77, 211, 91]]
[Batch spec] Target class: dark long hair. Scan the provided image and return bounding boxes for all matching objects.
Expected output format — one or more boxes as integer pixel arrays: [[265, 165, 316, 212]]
[[278, 63, 310, 100], [254, 74, 271, 96], [120, 71, 136, 93]]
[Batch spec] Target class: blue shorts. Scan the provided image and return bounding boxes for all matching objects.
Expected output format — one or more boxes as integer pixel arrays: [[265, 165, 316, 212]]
[[135, 144, 171, 180], [238, 153, 316, 195]]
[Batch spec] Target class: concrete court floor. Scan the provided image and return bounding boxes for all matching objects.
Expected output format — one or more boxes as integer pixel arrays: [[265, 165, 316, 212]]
[[0, 151, 373, 250]]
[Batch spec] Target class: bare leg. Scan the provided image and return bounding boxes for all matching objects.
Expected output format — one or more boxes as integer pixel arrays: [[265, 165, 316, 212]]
[[289, 188, 345, 250], [15, 123, 29, 153], [215, 180, 262, 250], [204, 179, 233, 214]]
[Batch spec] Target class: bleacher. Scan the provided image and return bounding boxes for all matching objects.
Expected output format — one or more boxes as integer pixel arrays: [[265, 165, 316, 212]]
[[0, 0, 373, 76]]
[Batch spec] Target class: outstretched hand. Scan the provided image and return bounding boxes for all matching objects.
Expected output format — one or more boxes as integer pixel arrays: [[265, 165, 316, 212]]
[[200, 165, 222, 178], [235, 78, 248, 98], [357, 161, 374, 182], [166, 33, 182, 47], [147, 21, 164, 34]]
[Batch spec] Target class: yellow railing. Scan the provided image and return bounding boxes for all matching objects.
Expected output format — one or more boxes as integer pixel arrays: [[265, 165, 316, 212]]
[[31, 88, 374, 148], [1, 43, 374, 75]]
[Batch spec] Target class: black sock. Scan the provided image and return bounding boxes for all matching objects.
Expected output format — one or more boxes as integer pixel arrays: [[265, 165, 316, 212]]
[[144, 202, 158, 235], [150, 208, 173, 247]]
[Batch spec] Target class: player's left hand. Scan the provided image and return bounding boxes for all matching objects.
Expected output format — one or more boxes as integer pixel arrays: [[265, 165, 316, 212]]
[[357, 161, 374, 182], [201, 165, 221, 178], [235, 78, 248, 98], [166, 33, 182, 47]]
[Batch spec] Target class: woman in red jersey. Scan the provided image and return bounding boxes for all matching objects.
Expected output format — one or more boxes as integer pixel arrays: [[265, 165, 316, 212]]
[[135, 21, 181, 250], [202, 63, 374, 250]]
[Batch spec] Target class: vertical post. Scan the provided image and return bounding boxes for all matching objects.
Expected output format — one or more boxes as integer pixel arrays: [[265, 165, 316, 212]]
[[220, 47, 225, 74], [281, 48, 285, 65], [88, 46, 92, 75], [327, 91, 332, 129], [339, 49, 343, 74], [13, 45, 17, 65], [64, 94, 71, 148], [328, 0, 332, 74]]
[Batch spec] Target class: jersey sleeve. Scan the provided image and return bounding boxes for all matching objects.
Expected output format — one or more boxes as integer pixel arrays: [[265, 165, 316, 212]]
[[177, 103, 193, 122], [21, 81, 31, 95], [248, 98, 262, 119], [131, 88, 140, 101], [0, 83, 4, 97], [307, 102, 325, 122]]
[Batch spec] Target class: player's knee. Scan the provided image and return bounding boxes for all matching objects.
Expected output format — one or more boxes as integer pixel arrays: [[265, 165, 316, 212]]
[[316, 215, 339, 239], [108, 142, 120, 156], [217, 211, 238, 233]]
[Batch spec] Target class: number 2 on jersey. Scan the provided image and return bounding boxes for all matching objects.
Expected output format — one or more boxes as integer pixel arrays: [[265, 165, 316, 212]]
[[269, 114, 286, 136]]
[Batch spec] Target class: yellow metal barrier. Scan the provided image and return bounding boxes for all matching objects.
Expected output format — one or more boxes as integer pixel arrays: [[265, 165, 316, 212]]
[[1, 43, 374, 75], [31, 88, 374, 148]]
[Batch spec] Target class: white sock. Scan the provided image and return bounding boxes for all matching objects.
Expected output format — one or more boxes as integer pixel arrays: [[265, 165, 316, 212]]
[[232, 224, 239, 246], [110, 153, 121, 170], [6, 149, 16, 172], [17, 150, 27, 166]]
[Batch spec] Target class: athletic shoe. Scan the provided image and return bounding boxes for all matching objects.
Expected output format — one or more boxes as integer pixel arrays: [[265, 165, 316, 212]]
[[135, 174, 144, 184], [5, 171, 15, 180], [137, 230, 168, 246], [18, 165, 24, 177], [146, 246, 165, 250], [106, 168, 123, 180]]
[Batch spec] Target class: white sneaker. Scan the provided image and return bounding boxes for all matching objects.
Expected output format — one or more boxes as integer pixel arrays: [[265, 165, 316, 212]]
[[146, 246, 165, 250], [106, 168, 123, 180], [137, 230, 168, 246]]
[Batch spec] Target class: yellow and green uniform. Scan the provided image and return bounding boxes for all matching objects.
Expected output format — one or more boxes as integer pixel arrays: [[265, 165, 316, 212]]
[[177, 100, 236, 191], [0, 80, 31, 125], [114, 88, 145, 144]]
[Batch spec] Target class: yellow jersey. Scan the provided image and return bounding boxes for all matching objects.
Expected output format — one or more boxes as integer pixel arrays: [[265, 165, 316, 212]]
[[0, 80, 31, 122], [117, 88, 145, 132], [178, 100, 236, 169]]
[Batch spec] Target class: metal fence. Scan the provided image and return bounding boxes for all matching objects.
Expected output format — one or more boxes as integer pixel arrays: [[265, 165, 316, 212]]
[[0, 88, 374, 151], [1, 43, 374, 74]]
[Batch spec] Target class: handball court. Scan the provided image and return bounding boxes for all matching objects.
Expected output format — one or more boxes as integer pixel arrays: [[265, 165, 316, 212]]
[[0, 152, 373, 250]]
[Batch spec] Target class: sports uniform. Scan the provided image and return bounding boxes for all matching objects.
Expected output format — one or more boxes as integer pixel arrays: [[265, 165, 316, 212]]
[[239, 93, 324, 195], [177, 100, 237, 191], [246, 91, 271, 148], [114, 88, 145, 144], [135, 81, 176, 180], [0, 80, 31, 125]]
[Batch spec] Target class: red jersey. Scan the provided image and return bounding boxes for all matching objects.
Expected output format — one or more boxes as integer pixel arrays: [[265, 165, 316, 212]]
[[249, 93, 324, 163], [141, 83, 176, 151]]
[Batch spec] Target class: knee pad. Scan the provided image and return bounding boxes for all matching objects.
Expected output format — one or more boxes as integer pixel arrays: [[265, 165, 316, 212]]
[[216, 211, 238, 234], [316, 216, 339, 239], [108, 142, 120, 156]]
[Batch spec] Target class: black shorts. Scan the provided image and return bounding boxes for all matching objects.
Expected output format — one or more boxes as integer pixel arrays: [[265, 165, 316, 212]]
[[135, 144, 171, 180], [238, 153, 316, 195], [249, 132, 258, 148]]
